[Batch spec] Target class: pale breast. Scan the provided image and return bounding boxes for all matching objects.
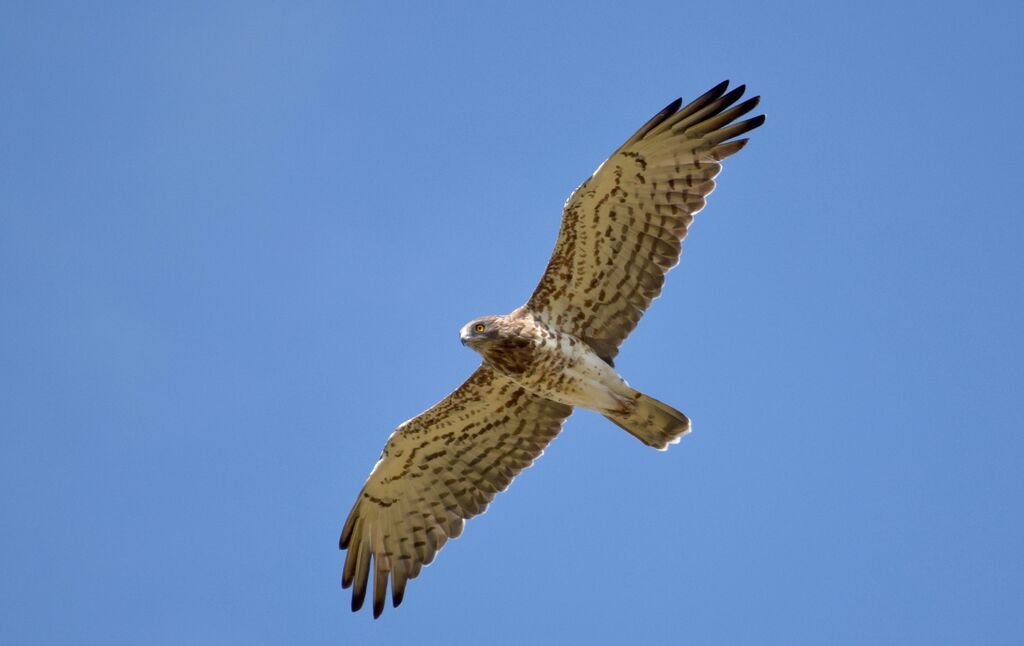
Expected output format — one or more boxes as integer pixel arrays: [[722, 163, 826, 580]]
[[495, 321, 625, 411]]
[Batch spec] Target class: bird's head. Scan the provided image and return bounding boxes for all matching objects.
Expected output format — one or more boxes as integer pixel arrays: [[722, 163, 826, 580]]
[[459, 315, 502, 352]]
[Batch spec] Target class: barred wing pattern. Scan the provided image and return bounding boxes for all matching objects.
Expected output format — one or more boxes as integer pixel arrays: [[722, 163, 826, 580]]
[[340, 366, 573, 617], [527, 81, 765, 363]]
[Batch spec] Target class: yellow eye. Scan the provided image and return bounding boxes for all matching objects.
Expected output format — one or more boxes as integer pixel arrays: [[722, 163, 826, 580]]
[[474, 323, 486, 333]]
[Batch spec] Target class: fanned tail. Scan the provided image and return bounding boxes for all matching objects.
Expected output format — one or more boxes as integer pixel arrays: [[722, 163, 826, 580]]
[[604, 391, 690, 450]]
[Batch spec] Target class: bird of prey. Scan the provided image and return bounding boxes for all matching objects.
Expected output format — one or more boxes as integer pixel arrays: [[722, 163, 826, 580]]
[[341, 81, 764, 617]]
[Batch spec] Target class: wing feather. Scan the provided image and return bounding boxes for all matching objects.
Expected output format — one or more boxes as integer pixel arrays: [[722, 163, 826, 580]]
[[526, 81, 765, 361], [340, 365, 572, 617]]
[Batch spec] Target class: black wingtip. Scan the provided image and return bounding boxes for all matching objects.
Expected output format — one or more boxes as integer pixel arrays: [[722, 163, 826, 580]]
[[351, 588, 366, 613], [717, 85, 747, 109], [373, 598, 385, 619], [698, 80, 731, 105], [662, 97, 683, 116], [392, 587, 405, 608]]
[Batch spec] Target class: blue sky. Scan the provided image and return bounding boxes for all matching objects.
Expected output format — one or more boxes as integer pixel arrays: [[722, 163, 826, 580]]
[[2, 1, 1022, 644]]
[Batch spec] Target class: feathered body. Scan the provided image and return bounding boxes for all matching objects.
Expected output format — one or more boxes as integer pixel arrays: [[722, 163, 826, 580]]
[[461, 309, 689, 449], [341, 81, 765, 617], [462, 310, 627, 411]]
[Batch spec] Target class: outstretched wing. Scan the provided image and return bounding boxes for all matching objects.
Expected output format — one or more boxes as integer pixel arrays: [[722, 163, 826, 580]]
[[340, 366, 573, 618], [526, 81, 765, 363]]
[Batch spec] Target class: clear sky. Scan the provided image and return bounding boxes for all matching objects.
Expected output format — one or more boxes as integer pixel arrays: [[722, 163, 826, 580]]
[[2, 1, 1023, 644]]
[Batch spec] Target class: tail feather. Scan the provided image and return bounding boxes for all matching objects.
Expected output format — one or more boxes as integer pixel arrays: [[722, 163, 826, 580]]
[[604, 392, 690, 450]]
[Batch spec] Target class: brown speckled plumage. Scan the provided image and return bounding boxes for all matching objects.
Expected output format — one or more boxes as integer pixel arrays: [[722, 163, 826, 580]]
[[341, 81, 764, 617], [528, 81, 764, 363]]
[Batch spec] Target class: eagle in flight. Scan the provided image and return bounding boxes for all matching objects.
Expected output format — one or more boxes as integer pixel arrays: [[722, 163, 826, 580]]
[[341, 81, 765, 617]]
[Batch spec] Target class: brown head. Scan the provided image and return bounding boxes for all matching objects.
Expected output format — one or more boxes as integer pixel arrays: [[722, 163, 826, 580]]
[[459, 315, 504, 352], [459, 314, 536, 375]]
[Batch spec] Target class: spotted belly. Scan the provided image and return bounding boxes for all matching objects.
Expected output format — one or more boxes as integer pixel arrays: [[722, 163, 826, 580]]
[[498, 331, 628, 413]]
